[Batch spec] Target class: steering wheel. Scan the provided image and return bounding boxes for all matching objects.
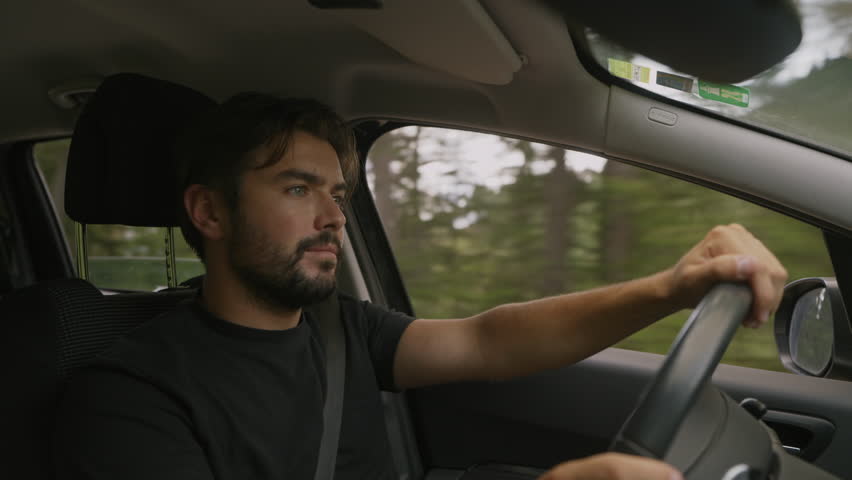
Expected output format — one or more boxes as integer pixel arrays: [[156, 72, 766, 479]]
[[611, 283, 756, 476], [607, 283, 840, 479]]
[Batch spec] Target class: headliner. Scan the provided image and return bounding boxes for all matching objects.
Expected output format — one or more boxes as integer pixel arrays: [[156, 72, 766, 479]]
[[2, 0, 609, 151]]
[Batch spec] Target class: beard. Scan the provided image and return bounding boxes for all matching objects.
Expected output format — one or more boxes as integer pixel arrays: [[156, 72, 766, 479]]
[[227, 215, 340, 312]]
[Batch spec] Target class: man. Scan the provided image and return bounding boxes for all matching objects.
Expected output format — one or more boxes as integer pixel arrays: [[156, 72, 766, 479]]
[[55, 94, 787, 480]]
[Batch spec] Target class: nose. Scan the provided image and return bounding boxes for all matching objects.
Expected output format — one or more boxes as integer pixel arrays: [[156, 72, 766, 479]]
[[315, 192, 346, 232]]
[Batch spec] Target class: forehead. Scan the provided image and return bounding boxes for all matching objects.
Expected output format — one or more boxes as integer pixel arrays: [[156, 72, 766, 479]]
[[253, 130, 344, 181]]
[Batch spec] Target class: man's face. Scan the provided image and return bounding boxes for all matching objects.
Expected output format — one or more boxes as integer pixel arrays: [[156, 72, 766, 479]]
[[225, 130, 347, 312]]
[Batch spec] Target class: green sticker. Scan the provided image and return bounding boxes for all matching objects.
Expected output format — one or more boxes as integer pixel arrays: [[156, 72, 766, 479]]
[[698, 80, 750, 107], [656, 72, 694, 93], [608, 58, 650, 83]]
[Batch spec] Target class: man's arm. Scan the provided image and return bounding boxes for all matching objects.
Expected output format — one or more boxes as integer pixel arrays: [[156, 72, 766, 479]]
[[539, 453, 683, 480], [393, 224, 788, 389]]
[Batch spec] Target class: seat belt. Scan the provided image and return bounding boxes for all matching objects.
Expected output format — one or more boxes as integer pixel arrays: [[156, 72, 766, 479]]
[[309, 291, 346, 480], [184, 277, 346, 478]]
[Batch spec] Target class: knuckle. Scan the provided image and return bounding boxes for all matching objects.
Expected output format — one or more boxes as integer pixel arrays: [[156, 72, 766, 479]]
[[758, 287, 776, 306], [708, 225, 727, 239], [599, 461, 624, 479], [593, 453, 630, 479]]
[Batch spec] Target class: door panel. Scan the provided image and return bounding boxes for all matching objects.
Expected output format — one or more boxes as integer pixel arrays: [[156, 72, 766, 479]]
[[410, 348, 852, 479]]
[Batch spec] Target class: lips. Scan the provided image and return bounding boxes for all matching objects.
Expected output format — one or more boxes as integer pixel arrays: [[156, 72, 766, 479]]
[[304, 245, 339, 256], [298, 232, 342, 259]]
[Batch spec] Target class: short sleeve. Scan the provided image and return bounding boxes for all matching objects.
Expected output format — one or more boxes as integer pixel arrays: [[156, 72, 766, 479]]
[[340, 296, 414, 391], [54, 367, 214, 480]]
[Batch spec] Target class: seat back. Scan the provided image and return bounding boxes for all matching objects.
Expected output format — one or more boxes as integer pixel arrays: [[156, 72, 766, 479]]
[[1, 279, 194, 479], [0, 73, 216, 479]]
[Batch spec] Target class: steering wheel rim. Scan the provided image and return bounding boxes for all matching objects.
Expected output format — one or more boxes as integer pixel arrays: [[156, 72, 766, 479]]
[[610, 283, 753, 458]]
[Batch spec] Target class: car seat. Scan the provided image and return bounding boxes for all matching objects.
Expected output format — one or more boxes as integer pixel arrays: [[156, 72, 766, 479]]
[[0, 73, 216, 480]]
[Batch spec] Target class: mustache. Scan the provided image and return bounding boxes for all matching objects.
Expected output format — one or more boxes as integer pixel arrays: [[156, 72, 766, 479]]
[[296, 231, 342, 256]]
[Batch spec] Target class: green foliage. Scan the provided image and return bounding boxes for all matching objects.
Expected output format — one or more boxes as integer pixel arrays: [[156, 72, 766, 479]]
[[368, 128, 834, 373], [90, 257, 205, 291]]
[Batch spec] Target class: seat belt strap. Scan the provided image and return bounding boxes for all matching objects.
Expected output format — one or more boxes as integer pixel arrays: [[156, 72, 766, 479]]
[[310, 291, 346, 480]]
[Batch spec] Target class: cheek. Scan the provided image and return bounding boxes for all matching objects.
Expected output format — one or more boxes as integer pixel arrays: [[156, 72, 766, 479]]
[[255, 203, 316, 242], [239, 187, 319, 241]]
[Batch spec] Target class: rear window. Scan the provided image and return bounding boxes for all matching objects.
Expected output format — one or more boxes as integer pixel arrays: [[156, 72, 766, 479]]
[[33, 139, 203, 291]]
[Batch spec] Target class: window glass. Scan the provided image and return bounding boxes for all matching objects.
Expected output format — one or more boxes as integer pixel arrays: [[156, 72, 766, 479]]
[[582, 1, 852, 157], [32, 139, 203, 291], [366, 126, 834, 372]]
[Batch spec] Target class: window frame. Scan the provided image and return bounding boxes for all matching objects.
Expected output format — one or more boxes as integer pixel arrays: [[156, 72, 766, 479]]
[[3, 141, 76, 284], [29, 138, 204, 292], [358, 122, 841, 373]]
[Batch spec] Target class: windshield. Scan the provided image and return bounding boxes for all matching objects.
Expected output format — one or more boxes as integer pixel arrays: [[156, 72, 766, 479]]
[[583, 0, 852, 158]]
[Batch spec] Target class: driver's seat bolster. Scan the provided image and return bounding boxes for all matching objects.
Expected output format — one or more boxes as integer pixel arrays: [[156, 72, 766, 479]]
[[0, 279, 195, 479]]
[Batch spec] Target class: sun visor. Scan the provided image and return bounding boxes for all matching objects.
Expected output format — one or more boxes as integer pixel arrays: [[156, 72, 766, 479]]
[[328, 0, 523, 85]]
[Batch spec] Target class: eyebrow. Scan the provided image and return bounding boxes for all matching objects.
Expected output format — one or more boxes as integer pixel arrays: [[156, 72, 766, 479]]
[[274, 168, 347, 193]]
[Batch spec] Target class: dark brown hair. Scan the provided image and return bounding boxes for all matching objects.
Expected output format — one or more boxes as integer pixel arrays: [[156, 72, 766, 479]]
[[174, 93, 359, 261]]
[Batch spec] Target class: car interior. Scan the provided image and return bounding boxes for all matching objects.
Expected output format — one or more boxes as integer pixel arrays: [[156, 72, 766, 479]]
[[2, 1, 852, 479]]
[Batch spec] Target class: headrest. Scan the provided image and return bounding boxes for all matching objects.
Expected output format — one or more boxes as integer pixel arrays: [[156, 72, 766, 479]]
[[65, 73, 217, 227]]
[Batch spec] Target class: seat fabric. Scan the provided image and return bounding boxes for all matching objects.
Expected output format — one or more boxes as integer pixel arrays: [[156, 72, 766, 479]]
[[1, 278, 194, 478], [0, 73, 215, 479]]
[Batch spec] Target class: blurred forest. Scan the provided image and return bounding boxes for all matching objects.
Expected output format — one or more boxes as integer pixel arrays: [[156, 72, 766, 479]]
[[367, 127, 834, 372]]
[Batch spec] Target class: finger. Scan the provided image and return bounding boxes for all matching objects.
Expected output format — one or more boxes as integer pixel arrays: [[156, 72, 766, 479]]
[[744, 270, 774, 327], [539, 453, 683, 480], [693, 253, 755, 285], [747, 260, 787, 328], [703, 225, 750, 257], [724, 232, 787, 326], [682, 253, 767, 327], [717, 254, 773, 328]]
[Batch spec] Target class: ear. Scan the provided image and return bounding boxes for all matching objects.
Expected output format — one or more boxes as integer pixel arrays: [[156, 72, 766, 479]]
[[183, 184, 228, 241]]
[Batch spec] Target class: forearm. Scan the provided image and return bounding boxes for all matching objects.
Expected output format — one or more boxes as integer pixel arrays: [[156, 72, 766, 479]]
[[395, 225, 785, 388], [471, 269, 679, 380]]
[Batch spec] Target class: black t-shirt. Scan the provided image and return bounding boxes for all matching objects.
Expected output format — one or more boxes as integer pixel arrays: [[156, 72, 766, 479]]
[[54, 294, 414, 480]]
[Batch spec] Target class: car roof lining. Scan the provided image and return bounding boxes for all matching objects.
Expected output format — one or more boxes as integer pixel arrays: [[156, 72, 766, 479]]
[[332, 0, 523, 85], [0, 1, 608, 148], [3, 0, 849, 236]]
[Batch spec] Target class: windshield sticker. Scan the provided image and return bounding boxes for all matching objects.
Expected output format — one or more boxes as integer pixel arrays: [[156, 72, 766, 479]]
[[698, 80, 750, 107], [608, 58, 650, 83], [656, 72, 694, 93]]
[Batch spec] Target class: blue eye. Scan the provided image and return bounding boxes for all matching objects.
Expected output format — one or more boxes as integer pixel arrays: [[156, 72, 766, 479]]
[[287, 186, 308, 196]]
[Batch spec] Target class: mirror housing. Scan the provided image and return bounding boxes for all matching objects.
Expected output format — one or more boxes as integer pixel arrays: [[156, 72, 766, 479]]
[[775, 278, 852, 380]]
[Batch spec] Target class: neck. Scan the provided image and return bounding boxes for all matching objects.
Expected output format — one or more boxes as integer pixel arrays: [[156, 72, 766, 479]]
[[200, 259, 302, 331]]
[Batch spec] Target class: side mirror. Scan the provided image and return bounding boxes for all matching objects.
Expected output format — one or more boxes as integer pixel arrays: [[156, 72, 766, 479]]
[[775, 278, 852, 380]]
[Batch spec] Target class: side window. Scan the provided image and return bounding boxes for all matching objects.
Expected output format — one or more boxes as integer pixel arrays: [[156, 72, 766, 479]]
[[366, 126, 834, 372], [32, 139, 203, 291]]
